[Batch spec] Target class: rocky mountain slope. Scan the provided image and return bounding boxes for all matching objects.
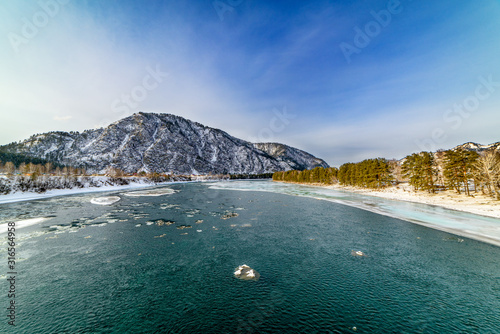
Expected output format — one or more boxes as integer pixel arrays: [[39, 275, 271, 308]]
[[0, 112, 329, 174], [454, 142, 500, 153]]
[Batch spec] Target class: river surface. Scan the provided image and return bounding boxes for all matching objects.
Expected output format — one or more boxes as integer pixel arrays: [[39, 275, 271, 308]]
[[1, 181, 499, 333]]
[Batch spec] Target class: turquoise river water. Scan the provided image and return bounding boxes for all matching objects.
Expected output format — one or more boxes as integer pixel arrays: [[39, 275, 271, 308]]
[[0, 180, 499, 333]]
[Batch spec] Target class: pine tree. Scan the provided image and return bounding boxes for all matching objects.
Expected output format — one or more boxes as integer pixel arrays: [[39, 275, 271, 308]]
[[402, 152, 436, 192], [443, 148, 479, 196]]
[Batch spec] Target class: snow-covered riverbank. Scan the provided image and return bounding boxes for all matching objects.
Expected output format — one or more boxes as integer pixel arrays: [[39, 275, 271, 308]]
[[272, 181, 500, 219], [210, 181, 500, 247], [322, 183, 499, 219], [0, 177, 190, 205]]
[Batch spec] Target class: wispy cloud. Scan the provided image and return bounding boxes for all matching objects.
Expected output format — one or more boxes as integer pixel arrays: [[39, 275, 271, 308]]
[[0, 0, 499, 165]]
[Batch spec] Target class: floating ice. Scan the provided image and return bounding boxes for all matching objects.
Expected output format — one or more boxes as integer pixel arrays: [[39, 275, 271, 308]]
[[123, 188, 175, 197], [221, 212, 238, 220], [90, 196, 121, 205], [209, 181, 500, 247], [0, 217, 53, 234], [351, 250, 366, 257], [234, 264, 260, 281], [177, 225, 192, 230]]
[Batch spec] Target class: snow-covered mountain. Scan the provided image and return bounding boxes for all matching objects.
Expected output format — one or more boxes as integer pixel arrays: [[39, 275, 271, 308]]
[[0, 112, 329, 174], [453, 141, 500, 153]]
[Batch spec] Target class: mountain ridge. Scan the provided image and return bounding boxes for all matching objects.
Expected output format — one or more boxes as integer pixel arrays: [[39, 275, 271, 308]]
[[0, 112, 329, 174], [453, 141, 500, 152]]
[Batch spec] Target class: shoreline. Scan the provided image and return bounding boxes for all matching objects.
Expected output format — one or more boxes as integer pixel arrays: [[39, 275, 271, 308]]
[[0, 179, 196, 205], [211, 180, 500, 247], [273, 181, 500, 219], [275, 181, 500, 220]]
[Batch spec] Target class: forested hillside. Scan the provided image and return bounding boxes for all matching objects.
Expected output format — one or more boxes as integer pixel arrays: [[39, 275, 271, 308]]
[[0, 151, 66, 169]]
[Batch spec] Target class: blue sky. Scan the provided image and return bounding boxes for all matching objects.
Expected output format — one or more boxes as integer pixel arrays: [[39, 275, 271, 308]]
[[0, 0, 499, 166]]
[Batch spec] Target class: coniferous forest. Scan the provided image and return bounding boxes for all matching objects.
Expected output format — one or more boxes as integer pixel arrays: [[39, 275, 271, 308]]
[[273, 148, 500, 200]]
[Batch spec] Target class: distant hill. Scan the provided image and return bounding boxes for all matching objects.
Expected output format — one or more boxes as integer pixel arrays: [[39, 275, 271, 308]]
[[453, 142, 500, 153], [0, 112, 329, 174]]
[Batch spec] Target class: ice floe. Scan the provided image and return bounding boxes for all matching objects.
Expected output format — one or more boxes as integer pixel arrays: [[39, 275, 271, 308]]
[[221, 212, 239, 220], [123, 188, 176, 197], [234, 264, 260, 281], [149, 219, 175, 226], [351, 250, 366, 257], [90, 196, 121, 205], [177, 225, 192, 230], [0, 217, 53, 234]]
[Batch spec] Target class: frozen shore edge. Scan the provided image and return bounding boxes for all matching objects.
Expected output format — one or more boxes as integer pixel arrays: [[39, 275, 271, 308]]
[[276, 181, 500, 219], [0, 180, 195, 205], [210, 181, 500, 248]]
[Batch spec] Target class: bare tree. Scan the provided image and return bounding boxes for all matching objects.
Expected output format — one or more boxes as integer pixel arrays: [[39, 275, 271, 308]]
[[45, 162, 53, 174], [106, 166, 125, 177], [475, 151, 500, 199], [36, 164, 45, 174], [4, 162, 15, 175], [27, 163, 37, 174], [19, 162, 28, 174]]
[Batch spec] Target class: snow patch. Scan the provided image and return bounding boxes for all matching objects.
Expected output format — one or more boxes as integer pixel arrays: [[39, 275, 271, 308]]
[[0, 217, 53, 234], [90, 196, 121, 205]]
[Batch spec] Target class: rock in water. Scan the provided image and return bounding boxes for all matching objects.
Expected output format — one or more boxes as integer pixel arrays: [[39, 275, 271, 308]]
[[234, 264, 260, 281]]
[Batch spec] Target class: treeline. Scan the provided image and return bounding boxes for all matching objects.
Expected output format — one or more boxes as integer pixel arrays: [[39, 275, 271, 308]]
[[273, 159, 392, 188], [273, 148, 500, 199], [402, 148, 500, 198], [272, 167, 338, 184], [337, 158, 393, 188], [0, 151, 66, 169], [0, 174, 192, 195]]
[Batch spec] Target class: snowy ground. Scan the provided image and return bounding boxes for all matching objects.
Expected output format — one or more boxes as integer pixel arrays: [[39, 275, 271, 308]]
[[0, 217, 52, 234], [0, 179, 190, 205], [322, 183, 500, 219]]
